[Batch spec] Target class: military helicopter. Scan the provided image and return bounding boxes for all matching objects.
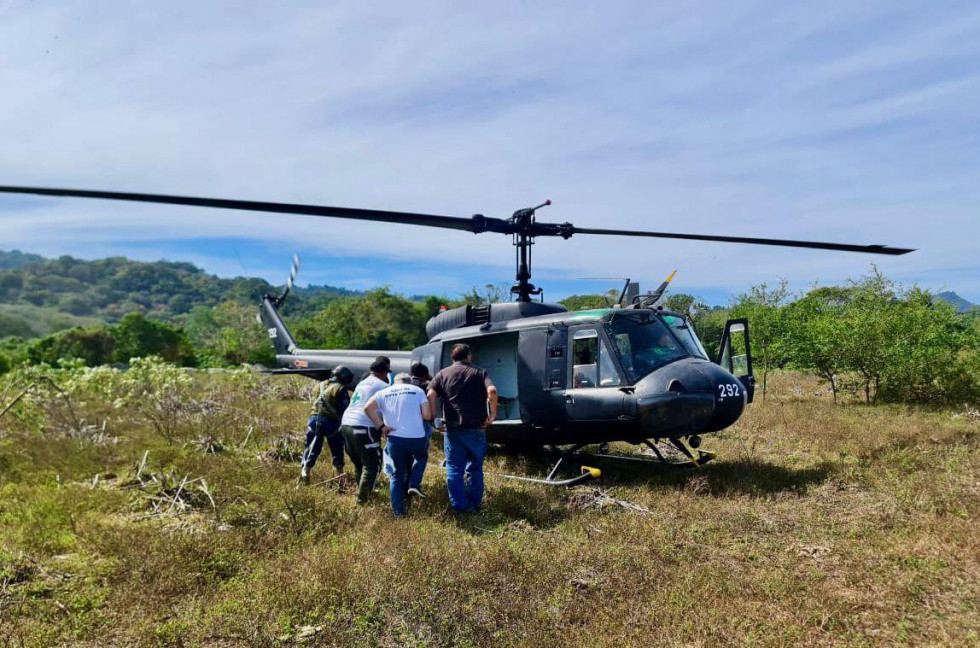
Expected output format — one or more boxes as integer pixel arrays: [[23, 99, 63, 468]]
[[0, 185, 913, 483]]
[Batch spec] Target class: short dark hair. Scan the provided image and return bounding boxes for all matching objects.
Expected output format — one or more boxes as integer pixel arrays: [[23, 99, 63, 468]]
[[374, 355, 391, 368], [450, 343, 470, 362], [410, 362, 430, 379], [370, 359, 389, 374]]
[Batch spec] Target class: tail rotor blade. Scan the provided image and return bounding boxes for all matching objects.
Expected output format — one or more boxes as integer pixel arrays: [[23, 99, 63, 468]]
[[278, 254, 300, 304], [287, 254, 300, 291]]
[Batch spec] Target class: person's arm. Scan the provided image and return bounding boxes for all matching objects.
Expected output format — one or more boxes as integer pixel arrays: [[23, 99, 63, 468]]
[[426, 388, 444, 431], [485, 385, 498, 426], [364, 396, 392, 435], [483, 371, 498, 427], [417, 387, 433, 422]]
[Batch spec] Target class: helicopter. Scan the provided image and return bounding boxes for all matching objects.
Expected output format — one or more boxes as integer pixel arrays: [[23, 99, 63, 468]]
[[0, 185, 914, 483]]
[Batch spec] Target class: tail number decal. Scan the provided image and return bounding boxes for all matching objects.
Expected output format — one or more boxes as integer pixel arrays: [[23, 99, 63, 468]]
[[718, 383, 740, 399]]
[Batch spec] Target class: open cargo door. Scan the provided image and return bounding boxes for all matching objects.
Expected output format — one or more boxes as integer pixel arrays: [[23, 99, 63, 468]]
[[716, 318, 755, 403]]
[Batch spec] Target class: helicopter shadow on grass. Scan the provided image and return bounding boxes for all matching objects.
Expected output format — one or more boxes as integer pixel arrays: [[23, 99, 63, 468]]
[[441, 483, 577, 536], [613, 458, 836, 497], [486, 445, 836, 498], [410, 451, 573, 536]]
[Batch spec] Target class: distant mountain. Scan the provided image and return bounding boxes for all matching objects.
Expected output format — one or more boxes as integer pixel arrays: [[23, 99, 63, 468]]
[[0, 250, 362, 338], [0, 250, 45, 270], [936, 291, 978, 314]]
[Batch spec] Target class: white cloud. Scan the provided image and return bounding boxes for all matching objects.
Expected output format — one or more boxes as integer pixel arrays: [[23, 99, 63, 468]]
[[1, 1, 978, 300]]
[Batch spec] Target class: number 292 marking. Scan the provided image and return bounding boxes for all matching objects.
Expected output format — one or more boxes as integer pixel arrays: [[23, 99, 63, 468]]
[[718, 383, 741, 399]]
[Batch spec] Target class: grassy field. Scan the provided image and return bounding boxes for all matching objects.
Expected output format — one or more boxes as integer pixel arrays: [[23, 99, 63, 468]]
[[0, 371, 977, 647]]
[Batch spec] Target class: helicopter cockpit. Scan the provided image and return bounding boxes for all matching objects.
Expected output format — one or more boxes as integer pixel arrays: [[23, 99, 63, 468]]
[[567, 310, 711, 388], [608, 314, 684, 382]]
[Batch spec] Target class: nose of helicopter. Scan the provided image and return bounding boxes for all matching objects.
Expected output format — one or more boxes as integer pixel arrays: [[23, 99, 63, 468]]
[[633, 358, 746, 436]]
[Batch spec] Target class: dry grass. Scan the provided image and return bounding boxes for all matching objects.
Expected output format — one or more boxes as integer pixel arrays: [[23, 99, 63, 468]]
[[0, 371, 976, 647]]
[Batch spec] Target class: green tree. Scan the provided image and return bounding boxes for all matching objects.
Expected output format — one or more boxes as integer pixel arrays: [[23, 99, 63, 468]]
[[292, 288, 428, 350], [27, 327, 116, 367], [460, 283, 509, 305], [693, 308, 731, 361], [111, 313, 196, 366], [559, 291, 619, 310], [779, 270, 978, 406], [730, 281, 789, 400], [783, 286, 851, 401], [661, 293, 706, 315], [185, 302, 276, 367]]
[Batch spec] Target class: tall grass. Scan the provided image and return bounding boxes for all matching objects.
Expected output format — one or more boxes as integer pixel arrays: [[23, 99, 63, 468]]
[[0, 371, 976, 646]]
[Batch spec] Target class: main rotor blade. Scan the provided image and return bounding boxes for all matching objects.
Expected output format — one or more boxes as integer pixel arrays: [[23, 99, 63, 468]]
[[0, 185, 486, 233], [572, 226, 914, 255]]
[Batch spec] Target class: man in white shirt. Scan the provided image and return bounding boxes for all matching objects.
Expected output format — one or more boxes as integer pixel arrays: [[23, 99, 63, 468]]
[[340, 359, 390, 504], [364, 373, 432, 516]]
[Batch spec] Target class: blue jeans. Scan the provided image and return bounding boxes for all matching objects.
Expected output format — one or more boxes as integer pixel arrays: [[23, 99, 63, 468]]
[[409, 423, 432, 490], [302, 415, 344, 470], [386, 435, 429, 516], [444, 428, 486, 512]]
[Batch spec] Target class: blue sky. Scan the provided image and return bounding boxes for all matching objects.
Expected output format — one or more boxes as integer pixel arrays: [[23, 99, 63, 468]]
[[1, 1, 978, 304]]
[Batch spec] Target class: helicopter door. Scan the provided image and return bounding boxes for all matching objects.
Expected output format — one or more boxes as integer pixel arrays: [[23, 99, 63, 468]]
[[716, 318, 755, 403], [564, 326, 626, 421], [516, 327, 567, 426]]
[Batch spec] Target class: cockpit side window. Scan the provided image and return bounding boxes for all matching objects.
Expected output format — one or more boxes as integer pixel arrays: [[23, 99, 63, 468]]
[[571, 328, 622, 388]]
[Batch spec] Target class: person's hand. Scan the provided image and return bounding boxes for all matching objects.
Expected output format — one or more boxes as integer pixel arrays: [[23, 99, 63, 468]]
[[482, 414, 496, 428], [381, 425, 394, 436]]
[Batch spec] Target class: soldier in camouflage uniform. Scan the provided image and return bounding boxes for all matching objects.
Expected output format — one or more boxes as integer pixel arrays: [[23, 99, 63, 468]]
[[300, 365, 354, 482]]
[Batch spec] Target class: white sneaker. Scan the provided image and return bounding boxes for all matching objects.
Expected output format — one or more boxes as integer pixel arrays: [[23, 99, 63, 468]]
[[407, 487, 426, 499], [300, 465, 310, 483]]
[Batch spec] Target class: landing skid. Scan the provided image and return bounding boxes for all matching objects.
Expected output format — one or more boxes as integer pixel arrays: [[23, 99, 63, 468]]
[[501, 452, 602, 487], [500, 437, 714, 487]]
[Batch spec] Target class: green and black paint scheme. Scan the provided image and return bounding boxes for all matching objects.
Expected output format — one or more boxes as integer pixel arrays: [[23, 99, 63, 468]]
[[259, 293, 754, 452], [0, 184, 913, 470]]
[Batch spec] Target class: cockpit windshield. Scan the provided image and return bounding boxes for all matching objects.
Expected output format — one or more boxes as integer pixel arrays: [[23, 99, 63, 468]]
[[606, 314, 688, 381], [661, 313, 710, 360]]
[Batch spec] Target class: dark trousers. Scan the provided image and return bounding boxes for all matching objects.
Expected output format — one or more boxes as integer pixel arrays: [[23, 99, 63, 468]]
[[340, 425, 381, 503], [302, 415, 344, 470]]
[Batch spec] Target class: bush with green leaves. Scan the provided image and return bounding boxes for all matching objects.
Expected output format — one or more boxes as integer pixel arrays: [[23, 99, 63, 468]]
[[729, 281, 790, 400], [747, 269, 979, 406], [292, 287, 429, 350], [112, 357, 194, 444], [184, 301, 275, 367]]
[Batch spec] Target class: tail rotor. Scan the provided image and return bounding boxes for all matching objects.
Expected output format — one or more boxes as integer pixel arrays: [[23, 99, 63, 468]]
[[275, 254, 301, 307]]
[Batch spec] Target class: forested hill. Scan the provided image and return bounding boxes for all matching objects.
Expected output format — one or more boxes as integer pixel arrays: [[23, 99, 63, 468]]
[[0, 250, 360, 338], [937, 291, 978, 313]]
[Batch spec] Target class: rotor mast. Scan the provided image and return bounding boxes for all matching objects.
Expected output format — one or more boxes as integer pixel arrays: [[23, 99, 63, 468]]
[[510, 200, 554, 302]]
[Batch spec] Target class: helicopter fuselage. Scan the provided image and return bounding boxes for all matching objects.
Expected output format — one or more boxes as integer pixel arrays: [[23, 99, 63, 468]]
[[262, 298, 755, 448]]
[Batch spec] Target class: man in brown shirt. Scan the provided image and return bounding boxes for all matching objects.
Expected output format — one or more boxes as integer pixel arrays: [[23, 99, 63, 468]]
[[427, 343, 498, 512]]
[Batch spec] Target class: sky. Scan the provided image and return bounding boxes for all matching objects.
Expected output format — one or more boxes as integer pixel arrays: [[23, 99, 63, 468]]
[[1, 1, 978, 305]]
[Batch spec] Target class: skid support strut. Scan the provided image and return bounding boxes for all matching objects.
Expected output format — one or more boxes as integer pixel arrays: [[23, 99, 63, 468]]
[[502, 444, 602, 487], [640, 438, 716, 468]]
